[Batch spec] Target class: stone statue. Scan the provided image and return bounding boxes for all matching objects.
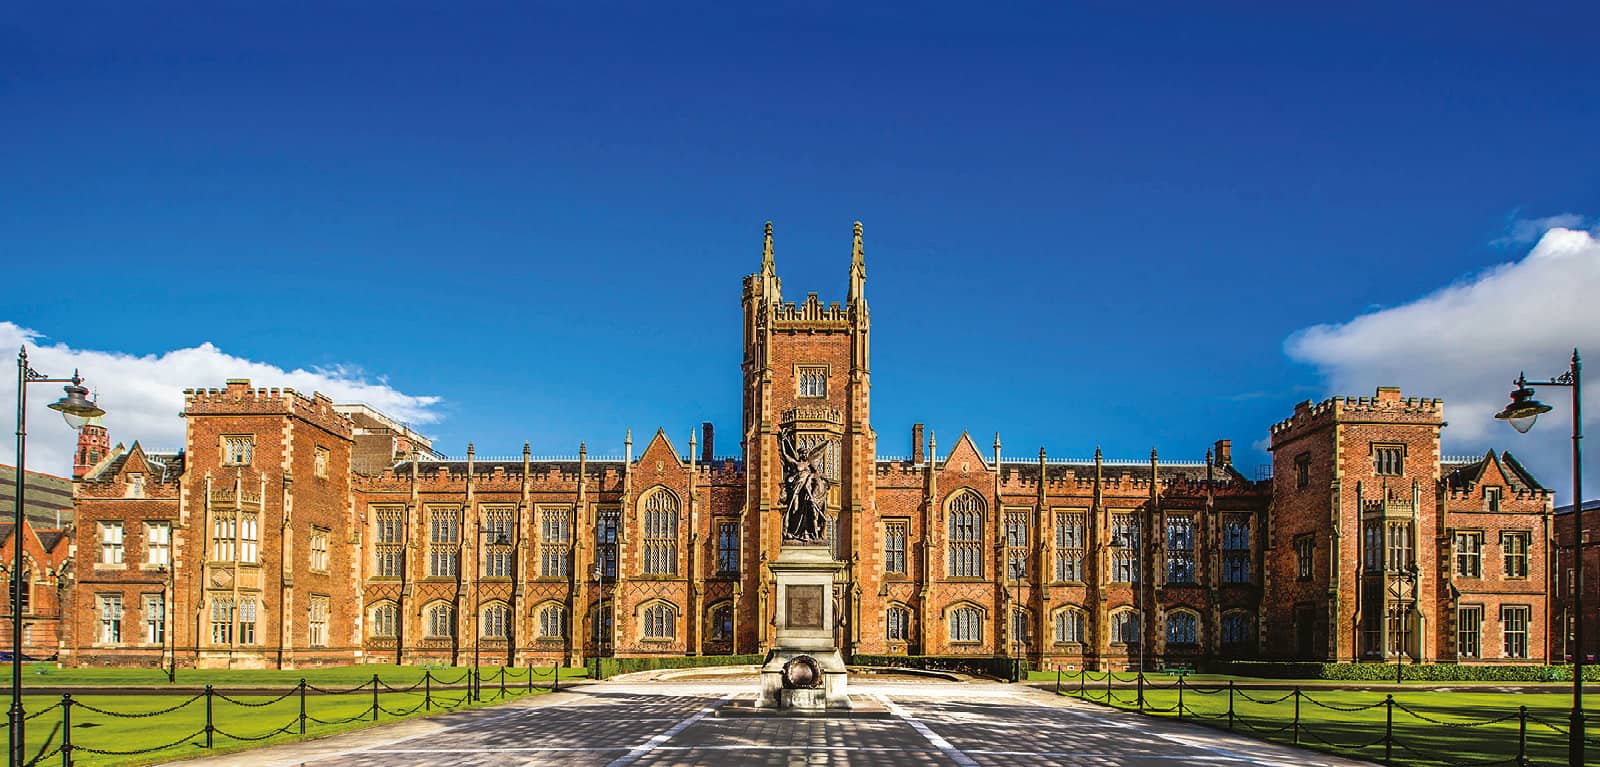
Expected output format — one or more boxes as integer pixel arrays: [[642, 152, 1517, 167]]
[[779, 432, 830, 543]]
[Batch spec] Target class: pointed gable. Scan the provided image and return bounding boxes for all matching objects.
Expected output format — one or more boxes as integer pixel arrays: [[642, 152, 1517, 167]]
[[636, 428, 684, 471], [939, 431, 991, 474]]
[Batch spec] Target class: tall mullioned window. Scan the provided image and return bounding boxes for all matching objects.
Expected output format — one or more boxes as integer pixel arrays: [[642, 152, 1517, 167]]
[[717, 521, 740, 575], [1502, 606, 1529, 659], [1005, 510, 1029, 583], [238, 598, 258, 644], [1373, 445, 1404, 475], [540, 605, 566, 639], [240, 513, 259, 563], [1166, 611, 1198, 645], [887, 606, 910, 641], [643, 603, 676, 640], [309, 528, 329, 573], [1295, 535, 1314, 580], [146, 521, 171, 566], [144, 594, 164, 644], [642, 491, 679, 575], [427, 603, 454, 638], [883, 521, 907, 575], [482, 603, 510, 639], [1112, 610, 1140, 644], [371, 603, 397, 637], [309, 596, 328, 647], [596, 506, 620, 578], [99, 521, 124, 565], [429, 508, 460, 577], [949, 606, 981, 643], [947, 491, 984, 578], [210, 598, 234, 644], [483, 506, 515, 577], [1363, 523, 1383, 573], [1009, 609, 1031, 647], [1454, 531, 1483, 578], [1222, 514, 1250, 583], [1165, 514, 1195, 583], [1502, 532, 1529, 578], [1112, 514, 1140, 583], [1386, 521, 1413, 570], [539, 506, 571, 578], [375, 507, 404, 577], [98, 594, 123, 643], [1055, 512, 1084, 582], [1457, 605, 1482, 658]]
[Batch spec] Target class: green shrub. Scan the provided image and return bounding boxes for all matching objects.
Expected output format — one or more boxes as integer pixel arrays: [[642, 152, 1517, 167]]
[[1208, 660, 1599, 682], [850, 654, 1029, 682], [586, 654, 764, 679]]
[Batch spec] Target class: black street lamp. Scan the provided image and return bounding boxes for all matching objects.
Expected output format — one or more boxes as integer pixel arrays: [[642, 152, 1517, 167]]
[[1494, 350, 1583, 767], [11, 348, 104, 767], [158, 565, 175, 683], [472, 528, 508, 700]]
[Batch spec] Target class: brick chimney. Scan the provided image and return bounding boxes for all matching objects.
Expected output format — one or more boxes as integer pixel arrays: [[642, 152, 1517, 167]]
[[1212, 439, 1232, 468], [74, 421, 109, 480], [912, 423, 925, 464], [701, 422, 714, 462]]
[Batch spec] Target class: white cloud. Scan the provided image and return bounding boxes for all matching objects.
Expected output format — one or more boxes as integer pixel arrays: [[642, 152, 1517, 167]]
[[1286, 226, 1600, 503], [1495, 213, 1588, 246], [0, 322, 443, 477]]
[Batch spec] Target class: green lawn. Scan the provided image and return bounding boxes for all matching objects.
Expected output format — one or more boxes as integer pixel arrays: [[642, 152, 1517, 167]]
[[1063, 680, 1593, 767], [6, 662, 586, 688], [10, 677, 557, 766], [1027, 669, 1579, 687]]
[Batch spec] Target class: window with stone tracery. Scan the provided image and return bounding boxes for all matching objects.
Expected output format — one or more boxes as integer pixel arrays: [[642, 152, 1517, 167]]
[[797, 366, 828, 398], [642, 490, 679, 575], [947, 491, 984, 578]]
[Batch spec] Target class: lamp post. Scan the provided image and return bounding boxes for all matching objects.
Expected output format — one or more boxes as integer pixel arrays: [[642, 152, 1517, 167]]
[[1494, 350, 1583, 767], [591, 560, 607, 657], [11, 348, 104, 767], [158, 565, 174, 683], [1392, 563, 1418, 685], [472, 528, 508, 698]]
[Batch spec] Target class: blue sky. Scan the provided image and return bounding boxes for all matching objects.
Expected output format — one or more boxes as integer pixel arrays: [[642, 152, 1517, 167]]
[[4, 3, 1599, 491]]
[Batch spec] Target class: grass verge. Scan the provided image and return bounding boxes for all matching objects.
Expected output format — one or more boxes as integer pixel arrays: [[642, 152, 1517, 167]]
[[6, 662, 587, 688]]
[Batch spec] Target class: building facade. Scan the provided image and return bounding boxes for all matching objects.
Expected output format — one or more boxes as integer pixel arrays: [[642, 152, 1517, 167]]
[[61, 223, 1556, 670], [1553, 500, 1599, 664]]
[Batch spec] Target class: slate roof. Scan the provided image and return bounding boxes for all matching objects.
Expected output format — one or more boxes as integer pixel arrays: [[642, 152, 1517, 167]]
[[1442, 450, 1546, 493], [87, 445, 185, 483]]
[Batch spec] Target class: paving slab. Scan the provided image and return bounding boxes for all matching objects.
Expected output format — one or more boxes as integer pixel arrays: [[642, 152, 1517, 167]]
[[160, 675, 1378, 766]]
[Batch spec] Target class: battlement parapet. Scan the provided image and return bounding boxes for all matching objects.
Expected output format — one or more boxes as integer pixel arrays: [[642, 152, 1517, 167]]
[[773, 293, 851, 328], [183, 379, 354, 439], [1271, 388, 1443, 443]]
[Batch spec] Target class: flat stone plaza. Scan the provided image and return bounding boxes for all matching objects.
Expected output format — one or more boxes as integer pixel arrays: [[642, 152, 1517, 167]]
[[167, 673, 1374, 767]]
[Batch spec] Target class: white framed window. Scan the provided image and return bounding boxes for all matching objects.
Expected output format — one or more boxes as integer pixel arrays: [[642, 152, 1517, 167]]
[[538, 604, 565, 639], [97, 522, 124, 565], [222, 435, 254, 466], [642, 491, 679, 576], [1485, 486, 1503, 512], [887, 605, 911, 641], [1166, 611, 1198, 645], [1455, 531, 1483, 578], [642, 602, 676, 640], [1501, 605, 1529, 659], [309, 528, 329, 573], [947, 490, 984, 578], [370, 602, 398, 637], [210, 597, 235, 644], [239, 513, 259, 564], [1055, 511, 1084, 582], [427, 603, 455, 637], [482, 603, 510, 639], [428, 508, 460, 577], [238, 597, 258, 644], [143, 594, 164, 644], [949, 605, 982, 643], [797, 366, 828, 398], [144, 521, 171, 566], [127, 472, 145, 498], [314, 446, 329, 478], [212, 513, 236, 562], [1501, 532, 1529, 578], [309, 595, 329, 647], [1054, 609, 1084, 644], [97, 594, 123, 643], [1457, 605, 1482, 658]]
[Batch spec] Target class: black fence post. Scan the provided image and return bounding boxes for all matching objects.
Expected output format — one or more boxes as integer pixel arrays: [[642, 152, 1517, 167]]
[[1137, 672, 1145, 713], [204, 684, 215, 749], [59, 694, 71, 767], [527, 662, 533, 693], [1106, 668, 1112, 701], [1176, 677, 1184, 722], [1516, 705, 1527, 767], [425, 670, 432, 711], [371, 674, 380, 722], [1383, 694, 1394, 765], [1055, 669, 1061, 694], [499, 667, 506, 699], [298, 679, 307, 735], [471, 667, 478, 703], [1292, 688, 1301, 746], [1226, 681, 1235, 732]]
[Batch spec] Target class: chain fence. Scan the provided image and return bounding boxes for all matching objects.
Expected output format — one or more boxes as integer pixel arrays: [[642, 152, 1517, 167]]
[[1055, 669, 1585, 767], [5, 665, 571, 766]]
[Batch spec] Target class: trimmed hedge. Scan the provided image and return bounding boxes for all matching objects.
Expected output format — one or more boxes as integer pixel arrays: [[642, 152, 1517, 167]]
[[851, 654, 1029, 682], [1209, 660, 1600, 682], [586, 654, 765, 680]]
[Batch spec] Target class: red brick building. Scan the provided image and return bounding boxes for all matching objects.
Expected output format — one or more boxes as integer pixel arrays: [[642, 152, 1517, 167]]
[[59, 222, 1557, 670], [1553, 499, 1599, 664]]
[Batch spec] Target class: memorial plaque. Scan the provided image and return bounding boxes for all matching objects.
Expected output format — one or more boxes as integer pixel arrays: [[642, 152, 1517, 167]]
[[785, 584, 825, 630]]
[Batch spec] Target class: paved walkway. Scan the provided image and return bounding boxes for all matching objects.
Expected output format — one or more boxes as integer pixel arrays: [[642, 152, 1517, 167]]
[[164, 674, 1376, 766]]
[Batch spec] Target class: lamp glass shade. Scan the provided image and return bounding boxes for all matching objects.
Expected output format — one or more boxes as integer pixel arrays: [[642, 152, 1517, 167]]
[[1494, 386, 1551, 434]]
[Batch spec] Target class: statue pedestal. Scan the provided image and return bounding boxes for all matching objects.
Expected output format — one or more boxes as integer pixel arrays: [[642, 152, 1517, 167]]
[[756, 544, 851, 710]]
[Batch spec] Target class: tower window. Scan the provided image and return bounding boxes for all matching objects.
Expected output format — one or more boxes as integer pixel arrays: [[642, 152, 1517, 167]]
[[797, 366, 828, 398], [222, 435, 253, 466], [1373, 445, 1404, 476]]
